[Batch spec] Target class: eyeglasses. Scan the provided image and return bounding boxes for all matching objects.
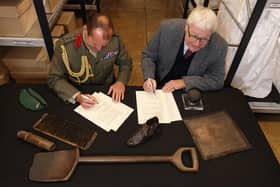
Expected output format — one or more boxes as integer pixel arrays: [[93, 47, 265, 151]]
[[187, 26, 210, 44]]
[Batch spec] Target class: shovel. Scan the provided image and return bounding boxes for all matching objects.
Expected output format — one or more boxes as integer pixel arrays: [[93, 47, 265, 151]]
[[29, 147, 199, 182]]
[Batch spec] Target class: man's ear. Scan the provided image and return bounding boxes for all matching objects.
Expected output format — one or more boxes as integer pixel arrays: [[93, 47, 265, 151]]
[[185, 24, 189, 32]]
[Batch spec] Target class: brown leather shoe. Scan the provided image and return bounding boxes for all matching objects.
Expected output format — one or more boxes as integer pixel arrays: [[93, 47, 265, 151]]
[[126, 117, 160, 146]]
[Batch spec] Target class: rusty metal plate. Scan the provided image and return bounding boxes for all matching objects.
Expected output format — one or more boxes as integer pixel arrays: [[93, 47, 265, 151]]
[[184, 111, 251, 160]]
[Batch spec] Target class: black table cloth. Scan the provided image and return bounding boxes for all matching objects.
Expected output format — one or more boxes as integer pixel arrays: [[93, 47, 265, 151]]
[[0, 84, 279, 187]]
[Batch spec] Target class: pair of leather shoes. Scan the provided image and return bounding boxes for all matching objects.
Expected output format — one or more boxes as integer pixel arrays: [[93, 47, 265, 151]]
[[127, 117, 160, 146]]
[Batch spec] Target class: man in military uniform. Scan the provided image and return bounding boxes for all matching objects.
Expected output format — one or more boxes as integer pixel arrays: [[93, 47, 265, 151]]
[[48, 14, 132, 108]]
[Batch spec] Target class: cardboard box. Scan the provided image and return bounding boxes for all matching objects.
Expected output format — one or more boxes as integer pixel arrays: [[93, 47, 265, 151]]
[[2, 47, 49, 83], [0, 3, 37, 36], [0, 0, 32, 18], [0, 47, 10, 85], [51, 25, 65, 38], [10, 71, 47, 83], [44, 0, 59, 14], [0, 63, 10, 85], [2, 47, 49, 73], [0, 47, 8, 57], [57, 11, 77, 33]]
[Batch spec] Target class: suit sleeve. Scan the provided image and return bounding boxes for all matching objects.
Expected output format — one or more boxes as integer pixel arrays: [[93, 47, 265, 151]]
[[182, 38, 227, 91], [116, 36, 132, 85], [141, 27, 161, 80], [47, 42, 80, 102]]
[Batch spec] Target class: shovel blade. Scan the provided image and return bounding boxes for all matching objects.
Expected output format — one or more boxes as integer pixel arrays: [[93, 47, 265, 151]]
[[29, 149, 79, 182]]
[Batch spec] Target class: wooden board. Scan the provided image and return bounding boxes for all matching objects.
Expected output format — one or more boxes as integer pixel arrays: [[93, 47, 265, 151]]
[[259, 121, 280, 164]]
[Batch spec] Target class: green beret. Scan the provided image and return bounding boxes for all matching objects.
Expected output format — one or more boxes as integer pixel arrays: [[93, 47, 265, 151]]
[[19, 88, 47, 111]]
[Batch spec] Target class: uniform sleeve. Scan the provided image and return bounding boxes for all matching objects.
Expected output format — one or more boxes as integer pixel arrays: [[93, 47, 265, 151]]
[[47, 41, 80, 102], [115, 36, 132, 85], [141, 27, 161, 80]]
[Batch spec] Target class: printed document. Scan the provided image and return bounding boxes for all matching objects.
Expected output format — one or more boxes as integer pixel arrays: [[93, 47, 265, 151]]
[[136, 90, 182, 124], [74, 92, 134, 132]]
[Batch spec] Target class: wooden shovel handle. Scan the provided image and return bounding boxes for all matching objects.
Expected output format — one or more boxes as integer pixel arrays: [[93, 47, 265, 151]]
[[171, 147, 199, 172], [80, 155, 169, 162], [79, 147, 199, 172]]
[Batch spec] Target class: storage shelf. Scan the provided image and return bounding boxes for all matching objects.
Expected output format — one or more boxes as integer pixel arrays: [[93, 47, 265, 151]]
[[0, 0, 67, 47], [249, 102, 280, 113], [63, 4, 97, 10], [48, 0, 68, 29]]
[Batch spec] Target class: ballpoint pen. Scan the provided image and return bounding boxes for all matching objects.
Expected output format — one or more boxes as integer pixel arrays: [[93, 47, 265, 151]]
[[148, 78, 156, 95]]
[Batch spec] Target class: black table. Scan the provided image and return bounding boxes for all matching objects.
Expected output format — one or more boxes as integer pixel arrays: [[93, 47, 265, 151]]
[[0, 84, 279, 187]]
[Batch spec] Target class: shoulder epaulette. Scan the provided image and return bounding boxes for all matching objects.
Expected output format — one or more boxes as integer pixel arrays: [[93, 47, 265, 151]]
[[61, 33, 77, 44]]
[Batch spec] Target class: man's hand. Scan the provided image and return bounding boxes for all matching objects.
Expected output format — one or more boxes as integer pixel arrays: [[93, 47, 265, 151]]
[[76, 93, 98, 109], [107, 81, 125, 103], [162, 79, 185, 93], [143, 78, 157, 93]]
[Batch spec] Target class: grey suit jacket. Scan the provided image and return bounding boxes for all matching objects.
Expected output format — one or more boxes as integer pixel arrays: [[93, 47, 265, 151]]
[[141, 19, 227, 91]]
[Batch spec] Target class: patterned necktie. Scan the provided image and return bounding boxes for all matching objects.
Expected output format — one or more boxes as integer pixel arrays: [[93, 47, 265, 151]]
[[184, 49, 193, 59]]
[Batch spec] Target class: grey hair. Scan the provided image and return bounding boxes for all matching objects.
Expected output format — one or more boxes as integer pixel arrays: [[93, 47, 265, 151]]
[[186, 6, 218, 32]]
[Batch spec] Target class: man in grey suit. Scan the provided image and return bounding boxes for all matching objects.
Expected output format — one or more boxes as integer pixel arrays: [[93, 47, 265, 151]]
[[142, 6, 227, 93]]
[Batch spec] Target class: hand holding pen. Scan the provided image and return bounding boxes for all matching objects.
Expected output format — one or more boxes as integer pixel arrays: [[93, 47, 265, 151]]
[[143, 78, 157, 94], [76, 94, 98, 109]]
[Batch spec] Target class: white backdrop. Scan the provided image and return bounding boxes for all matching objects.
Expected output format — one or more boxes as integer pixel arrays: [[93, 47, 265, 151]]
[[217, 0, 280, 98]]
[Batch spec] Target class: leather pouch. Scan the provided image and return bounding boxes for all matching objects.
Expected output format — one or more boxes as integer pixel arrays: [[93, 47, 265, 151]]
[[19, 88, 47, 111]]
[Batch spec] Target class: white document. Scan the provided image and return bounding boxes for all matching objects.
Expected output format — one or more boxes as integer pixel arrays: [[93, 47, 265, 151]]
[[136, 90, 182, 124], [74, 92, 134, 132]]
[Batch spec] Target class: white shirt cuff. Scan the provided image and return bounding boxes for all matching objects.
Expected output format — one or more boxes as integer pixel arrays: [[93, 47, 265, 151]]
[[67, 92, 81, 104]]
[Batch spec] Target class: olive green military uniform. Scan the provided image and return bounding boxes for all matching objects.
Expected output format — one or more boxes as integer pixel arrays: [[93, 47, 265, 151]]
[[48, 29, 132, 102]]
